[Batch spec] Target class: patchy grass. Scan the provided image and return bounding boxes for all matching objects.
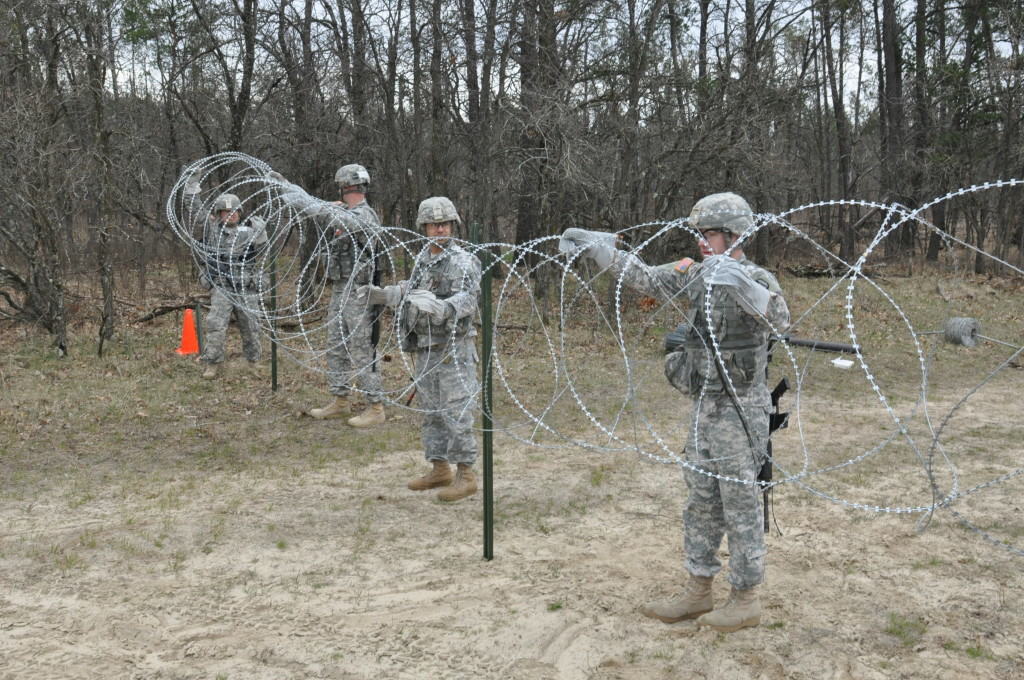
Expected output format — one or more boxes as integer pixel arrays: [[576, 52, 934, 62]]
[[0, 268, 1021, 679], [885, 612, 929, 647]]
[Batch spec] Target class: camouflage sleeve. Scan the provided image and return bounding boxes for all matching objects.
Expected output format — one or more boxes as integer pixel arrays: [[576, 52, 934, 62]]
[[250, 216, 268, 246], [185, 193, 211, 241], [747, 266, 790, 331], [274, 180, 378, 236], [606, 251, 691, 302], [766, 290, 790, 331], [444, 252, 482, 321]]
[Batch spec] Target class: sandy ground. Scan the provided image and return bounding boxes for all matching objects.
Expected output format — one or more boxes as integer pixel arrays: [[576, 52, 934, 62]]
[[2, 274, 1023, 680], [2, 377, 1022, 680]]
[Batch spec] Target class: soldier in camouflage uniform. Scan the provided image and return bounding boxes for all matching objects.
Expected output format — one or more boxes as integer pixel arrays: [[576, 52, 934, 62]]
[[197, 193, 268, 380], [359, 197, 482, 502], [268, 165, 386, 427], [561, 192, 790, 632]]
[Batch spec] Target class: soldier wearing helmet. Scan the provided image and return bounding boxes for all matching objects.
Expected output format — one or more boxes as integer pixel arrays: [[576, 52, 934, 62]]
[[267, 164, 386, 427], [334, 163, 371, 191], [559, 192, 790, 633], [358, 196, 482, 502], [197, 192, 269, 379]]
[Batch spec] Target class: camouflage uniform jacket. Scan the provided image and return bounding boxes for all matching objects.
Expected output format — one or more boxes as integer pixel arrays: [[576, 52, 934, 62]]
[[402, 244, 482, 351], [611, 252, 789, 407], [275, 180, 380, 283], [203, 217, 268, 290]]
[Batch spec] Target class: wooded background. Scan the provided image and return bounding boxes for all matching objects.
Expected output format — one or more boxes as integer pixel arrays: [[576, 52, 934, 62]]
[[1, 0, 1022, 352]]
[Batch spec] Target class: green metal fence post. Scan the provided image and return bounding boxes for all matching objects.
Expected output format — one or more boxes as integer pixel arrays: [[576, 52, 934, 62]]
[[474, 222, 495, 560]]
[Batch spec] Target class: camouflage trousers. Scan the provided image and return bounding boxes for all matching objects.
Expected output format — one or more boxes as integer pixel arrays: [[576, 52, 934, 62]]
[[199, 286, 262, 364], [327, 280, 382, 403], [683, 393, 769, 589], [413, 337, 479, 465]]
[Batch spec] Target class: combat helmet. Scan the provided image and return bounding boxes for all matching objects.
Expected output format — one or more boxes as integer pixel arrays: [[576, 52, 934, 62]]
[[689, 192, 754, 235], [416, 196, 462, 228], [213, 193, 242, 214], [335, 164, 371, 190]]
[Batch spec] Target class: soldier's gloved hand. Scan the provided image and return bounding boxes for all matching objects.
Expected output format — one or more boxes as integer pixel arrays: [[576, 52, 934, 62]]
[[558, 228, 620, 269], [701, 255, 771, 318], [701, 254, 744, 285], [357, 284, 384, 305], [265, 170, 286, 183], [182, 168, 201, 195], [406, 289, 451, 325], [357, 283, 404, 308]]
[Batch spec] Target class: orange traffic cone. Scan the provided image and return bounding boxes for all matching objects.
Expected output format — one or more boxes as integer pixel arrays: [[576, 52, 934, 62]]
[[176, 308, 200, 355]]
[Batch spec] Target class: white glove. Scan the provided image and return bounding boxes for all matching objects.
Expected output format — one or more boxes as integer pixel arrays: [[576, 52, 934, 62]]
[[406, 289, 451, 325], [701, 254, 743, 283], [701, 255, 771, 318], [183, 169, 201, 195], [357, 283, 404, 308], [559, 228, 620, 269], [266, 170, 286, 183]]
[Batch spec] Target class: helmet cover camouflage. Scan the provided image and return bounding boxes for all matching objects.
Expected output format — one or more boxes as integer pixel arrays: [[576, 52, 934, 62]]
[[335, 164, 371, 189], [416, 196, 462, 228], [689, 192, 754, 235], [213, 193, 242, 214]]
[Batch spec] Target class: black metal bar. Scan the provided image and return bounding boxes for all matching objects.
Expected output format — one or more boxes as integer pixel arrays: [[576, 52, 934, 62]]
[[781, 336, 860, 354], [759, 441, 773, 533]]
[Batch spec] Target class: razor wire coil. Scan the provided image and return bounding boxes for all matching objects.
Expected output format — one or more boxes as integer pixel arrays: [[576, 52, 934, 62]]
[[166, 152, 1024, 557]]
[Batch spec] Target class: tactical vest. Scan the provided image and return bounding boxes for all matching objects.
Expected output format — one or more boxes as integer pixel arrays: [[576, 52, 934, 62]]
[[325, 205, 377, 284], [680, 283, 768, 397], [206, 219, 264, 291], [326, 235, 373, 284], [402, 249, 475, 350]]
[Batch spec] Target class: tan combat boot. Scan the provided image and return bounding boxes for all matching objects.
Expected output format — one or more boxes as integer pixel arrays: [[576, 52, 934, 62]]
[[309, 396, 351, 419], [640, 575, 714, 623], [437, 464, 477, 502], [347, 403, 386, 428], [201, 363, 218, 380], [407, 460, 453, 491], [696, 585, 761, 632]]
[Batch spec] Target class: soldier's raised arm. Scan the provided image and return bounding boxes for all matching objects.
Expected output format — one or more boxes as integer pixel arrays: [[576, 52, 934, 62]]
[[559, 227, 697, 302], [180, 166, 214, 242], [266, 169, 380, 238]]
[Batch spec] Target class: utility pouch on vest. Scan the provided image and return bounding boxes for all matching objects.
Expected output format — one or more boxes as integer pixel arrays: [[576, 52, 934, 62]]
[[732, 347, 759, 384], [663, 322, 690, 394], [686, 344, 761, 396], [664, 351, 688, 393], [664, 322, 689, 355]]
